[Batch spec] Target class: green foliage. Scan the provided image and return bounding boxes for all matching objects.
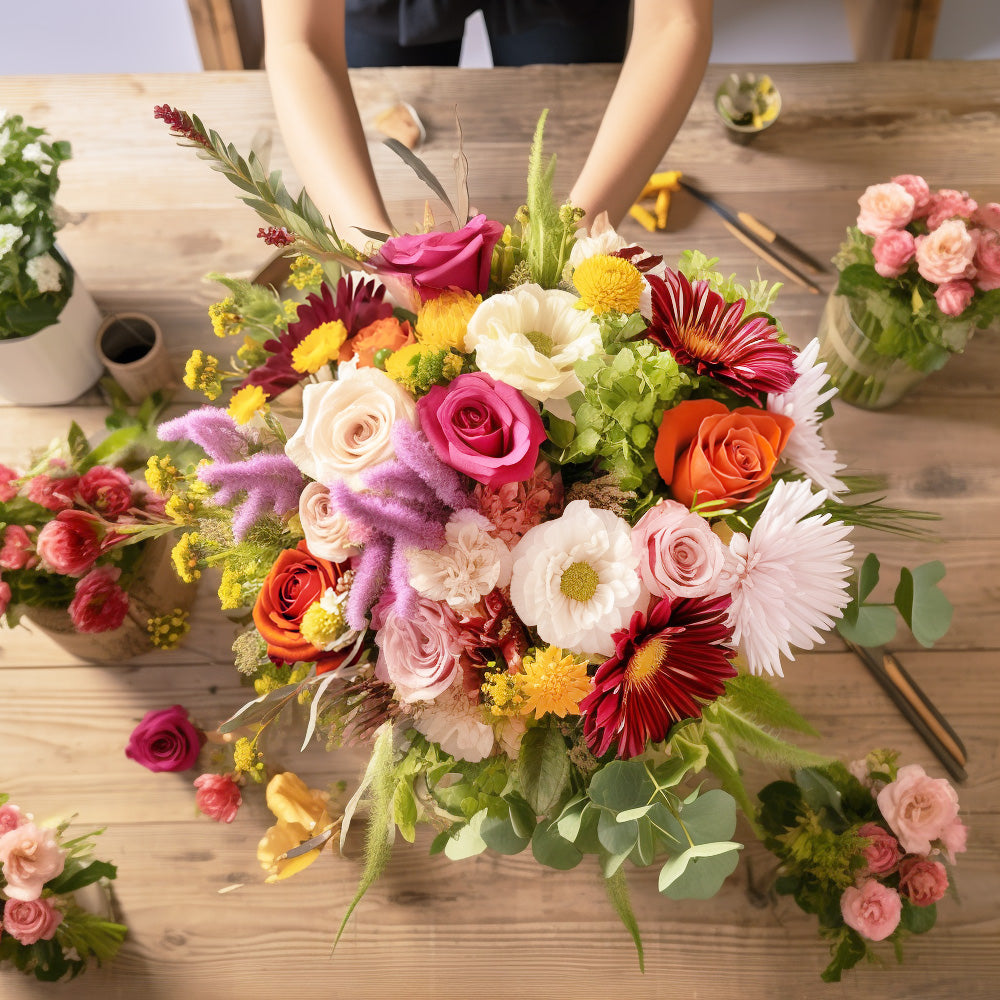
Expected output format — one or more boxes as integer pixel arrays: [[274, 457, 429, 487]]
[[517, 721, 570, 814], [605, 868, 645, 972], [676, 249, 785, 322]]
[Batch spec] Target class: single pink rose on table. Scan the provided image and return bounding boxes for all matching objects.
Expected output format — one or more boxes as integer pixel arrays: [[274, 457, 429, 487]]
[[0, 822, 65, 901], [26, 473, 77, 512], [934, 279, 975, 318], [369, 213, 504, 302], [194, 773, 242, 823], [926, 188, 978, 230], [0, 463, 19, 501], [915, 219, 978, 285], [298, 481, 364, 563], [871, 229, 916, 279], [840, 880, 902, 941], [417, 372, 547, 488], [35, 509, 104, 577], [68, 565, 130, 633], [973, 227, 1000, 291], [876, 763, 960, 855], [2, 897, 63, 945], [890, 174, 932, 217], [898, 856, 949, 907], [77, 465, 134, 519], [857, 182, 915, 237], [0, 802, 26, 834], [0, 524, 37, 571], [858, 822, 903, 876], [125, 704, 203, 773]]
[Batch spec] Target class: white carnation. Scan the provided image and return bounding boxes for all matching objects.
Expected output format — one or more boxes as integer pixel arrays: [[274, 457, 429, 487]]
[[412, 685, 495, 763]]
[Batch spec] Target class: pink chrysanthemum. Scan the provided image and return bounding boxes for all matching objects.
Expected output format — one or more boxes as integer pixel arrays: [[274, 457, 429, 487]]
[[580, 594, 736, 759], [645, 268, 797, 399]]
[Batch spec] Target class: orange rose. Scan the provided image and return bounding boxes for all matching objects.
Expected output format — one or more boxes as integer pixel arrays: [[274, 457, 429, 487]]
[[654, 399, 794, 510], [253, 541, 347, 670], [343, 316, 415, 367]]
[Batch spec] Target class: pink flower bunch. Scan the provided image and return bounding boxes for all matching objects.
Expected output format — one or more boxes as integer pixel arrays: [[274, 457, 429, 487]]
[[857, 174, 1000, 317]]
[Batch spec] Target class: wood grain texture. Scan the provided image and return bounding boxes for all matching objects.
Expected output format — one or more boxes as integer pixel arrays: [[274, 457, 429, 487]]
[[1, 64, 998, 998]]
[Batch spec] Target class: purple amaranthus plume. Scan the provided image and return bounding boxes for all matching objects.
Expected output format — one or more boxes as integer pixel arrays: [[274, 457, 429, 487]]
[[158, 405, 250, 463]]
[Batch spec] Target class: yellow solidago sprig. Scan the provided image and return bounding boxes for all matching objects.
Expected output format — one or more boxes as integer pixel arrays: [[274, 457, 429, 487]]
[[415, 289, 481, 351], [227, 384, 270, 425], [257, 771, 339, 883], [233, 736, 265, 782], [171, 531, 207, 583], [291, 319, 348, 375], [145, 454, 180, 497], [146, 608, 191, 650], [385, 343, 463, 396], [209, 296, 245, 338], [288, 254, 325, 292], [183, 350, 224, 400], [519, 646, 592, 719], [573, 254, 644, 316], [481, 668, 527, 718]]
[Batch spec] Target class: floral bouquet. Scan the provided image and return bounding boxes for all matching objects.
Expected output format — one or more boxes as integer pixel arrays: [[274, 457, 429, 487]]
[[0, 793, 126, 980], [0, 111, 73, 340], [149, 107, 955, 970], [757, 752, 967, 981], [819, 174, 1000, 407]]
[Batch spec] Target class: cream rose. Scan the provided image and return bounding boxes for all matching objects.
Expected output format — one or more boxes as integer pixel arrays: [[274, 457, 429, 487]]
[[298, 481, 364, 562], [914, 219, 978, 285], [284, 367, 416, 487], [0, 822, 65, 901], [856, 182, 915, 237]]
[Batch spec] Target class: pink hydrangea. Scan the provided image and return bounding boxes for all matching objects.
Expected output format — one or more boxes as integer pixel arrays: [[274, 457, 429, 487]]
[[858, 822, 902, 876], [926, 188, 978, 230], [840, 880, 902, 941], [876, 764, 960, 855], [898, 856, 949, 907]]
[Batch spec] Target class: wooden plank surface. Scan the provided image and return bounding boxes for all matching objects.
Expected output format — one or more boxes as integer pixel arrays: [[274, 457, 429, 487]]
[[1, 63, 998, 999]]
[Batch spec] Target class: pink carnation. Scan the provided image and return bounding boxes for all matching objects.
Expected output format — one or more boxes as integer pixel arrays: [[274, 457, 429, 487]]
[[876, 763, 959, 855], [0, 821, 66, 901], [857, 182, 915, 237], [973, 227, 1000, 291], [898, 856, 949, 907], [2, 897, 63, 945], [194, 773, 242, 823], [68, 565, 130, 633], [0, 524, 37, 571], [872, 229, 915, 279], [914, 220, 977, 285], [840, 880, 902, 941], [0, 803, 26, 834], [890, 174, 932, 217], [858, 822, 902, 876], [934, 280, 975, 318], [926, 188, 978, 230], [472, 460, 562, 547], [0, 463, 20, 502]]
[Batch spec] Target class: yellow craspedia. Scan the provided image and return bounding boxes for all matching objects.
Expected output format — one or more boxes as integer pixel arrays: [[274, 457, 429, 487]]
[[291, 320, 348, 374], [299, 599, 347, 650], [519, 646, 592, 719], [573, 254, 644, 316], [183, 350, 223, 400], [228, 384, 270, 425], [415, 289, 481, 351]]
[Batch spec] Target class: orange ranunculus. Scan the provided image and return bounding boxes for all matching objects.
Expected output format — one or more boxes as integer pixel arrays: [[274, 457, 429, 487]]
[[343, 316, 415, 367], [252, 540, 346, 669], [654, 399, 794, 510]]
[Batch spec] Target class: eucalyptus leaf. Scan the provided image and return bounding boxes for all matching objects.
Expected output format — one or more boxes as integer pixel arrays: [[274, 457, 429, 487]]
[[894, 561, 953, 647], [597, 810, 639, 856], [796, 767, 846, 821], [531, 817, 583, 871], [837, 603, 898, 647], [444, 811, 488, 861], [504, 792, 538, 840], [658, 841, 743, 899], [517, 724, 570, 815], [480, 810, 531, 856], [588, 760, 655, 813]]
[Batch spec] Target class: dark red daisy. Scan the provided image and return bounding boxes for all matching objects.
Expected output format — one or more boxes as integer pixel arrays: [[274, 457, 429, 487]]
[[645, 268, 797, 400], [580, 594, 736, 759]]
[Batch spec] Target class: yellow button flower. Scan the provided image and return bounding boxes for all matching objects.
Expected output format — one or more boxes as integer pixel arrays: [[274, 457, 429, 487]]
[[227, 384, 269, 425], [291, 320, 348, 374], [573, 254, 644, 316]]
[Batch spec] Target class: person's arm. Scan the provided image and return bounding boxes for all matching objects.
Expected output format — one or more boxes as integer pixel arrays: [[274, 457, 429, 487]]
[[261, 0, 392, 246], [569, 0, 713, 227]]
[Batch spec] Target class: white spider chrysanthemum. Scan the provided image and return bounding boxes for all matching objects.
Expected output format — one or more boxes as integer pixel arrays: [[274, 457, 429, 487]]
[[412, 685, 495, 763], [767, 338, 846, 494], [509, 499, 641, 657], [463, 283, 601, 418], [725, 479, 854, 677]]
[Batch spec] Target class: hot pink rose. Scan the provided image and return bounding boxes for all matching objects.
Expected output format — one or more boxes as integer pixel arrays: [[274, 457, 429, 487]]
[[973, 201, 1000, 231], [926, 188, 978, 230], [973, 227, 1000, 291], [0, 822, 66, 901], [857, 182, 915, 237], [0, 803, 26, 834], [35, 509, 104, 577], [68, 565, 130, 633], [77, 465, 134, 519], [194, 773, 242, 823], [0, 579, 10, 616], [871, 229, 916, 279], [0, 525, 36, 570], [0, 463, 19, 501], [915, 220, 978, 285], [898, 856, 949, 907], [631, 500, 727, 599], [890, 174, 932, 217], [26, 473, 77, 512], [125, 705, 203, 773], [2, 897, 63, 945], [370, 213, 503, 301], [939, 817, 968, 862], [858, 822, 902, 876], [417, 372, 547, 488], [840, 880, 902, 941], [934, 279, 975, 317], [876, 763, 959, 855]]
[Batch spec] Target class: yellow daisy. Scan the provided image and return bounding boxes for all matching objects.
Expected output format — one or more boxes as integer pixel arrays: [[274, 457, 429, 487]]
[[291, 319, 348, 374], [228, 384, 270, 425]]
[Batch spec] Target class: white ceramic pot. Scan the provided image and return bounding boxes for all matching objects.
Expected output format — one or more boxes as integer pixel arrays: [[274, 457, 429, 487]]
[[0, 274, 104, 405]]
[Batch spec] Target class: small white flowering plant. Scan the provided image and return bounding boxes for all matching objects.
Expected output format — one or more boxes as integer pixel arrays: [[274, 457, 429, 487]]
[[0, 111, 73, 340]]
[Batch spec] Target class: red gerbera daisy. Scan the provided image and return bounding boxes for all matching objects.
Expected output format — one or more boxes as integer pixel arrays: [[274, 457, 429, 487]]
[[580, 594, 736, 759], [645, 268, 797, 399]]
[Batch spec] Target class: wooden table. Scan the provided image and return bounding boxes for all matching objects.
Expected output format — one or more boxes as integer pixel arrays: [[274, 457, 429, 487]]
[[1, 63, 998, 999]]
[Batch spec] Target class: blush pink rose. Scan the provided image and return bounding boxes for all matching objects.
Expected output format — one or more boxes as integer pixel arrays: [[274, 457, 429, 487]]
[[0, 822, 66, 901], [840, 880, 902, 941], [77, 465, 134, 519], [631, 500, 727, 599], [857, 182, 915, 237], [0, 463, 19, 501], [915, 220, 978, 285], [26, 473, 77, 512], [939, 817, 968, 862], [898, 856, 949, 907], [417, 372, 547, 488], [374, 595, 465, 703], [890, 174, 932, 217], [35, 509, 104, 577], [877, 763, 959, 855], [858, 822, 902, 876], [370, 213, 504, 301], [973, 227, 1000, 291], [973, 201, 1000, 231], [872, 229, 916, 279], [0, 803, 26, 834], [193, 773, 242, 823], [0, 525, 37, 570], [298, 481, 364, 563], [934, 279, 975, 317], [2, 897, 63, 945], [68, 565, 130, 633], [926, 188, 978, 230], [125, 705, 203, 773], [0, 579, 10, 616]]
